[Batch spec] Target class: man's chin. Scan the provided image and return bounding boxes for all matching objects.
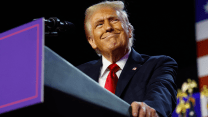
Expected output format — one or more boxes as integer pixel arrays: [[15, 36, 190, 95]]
[[109, 46, 126, 53], [107, 44, 119, 51]]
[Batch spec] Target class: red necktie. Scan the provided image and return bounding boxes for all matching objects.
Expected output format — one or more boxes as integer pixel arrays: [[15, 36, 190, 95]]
[[104, 63, 120, 94]]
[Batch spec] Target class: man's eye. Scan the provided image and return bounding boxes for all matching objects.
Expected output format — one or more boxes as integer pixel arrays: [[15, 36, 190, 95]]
[[112, 19, 119, 22], [97, 23, 103, 27]]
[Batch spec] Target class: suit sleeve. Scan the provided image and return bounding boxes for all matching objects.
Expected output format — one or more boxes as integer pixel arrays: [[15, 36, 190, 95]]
[[143, 56, 178, 117]]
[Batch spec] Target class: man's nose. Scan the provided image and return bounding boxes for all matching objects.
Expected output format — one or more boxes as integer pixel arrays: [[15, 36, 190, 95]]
[[104, 20, 113, 32]]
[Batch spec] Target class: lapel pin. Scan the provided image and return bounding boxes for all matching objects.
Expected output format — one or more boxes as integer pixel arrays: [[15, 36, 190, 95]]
[[132, 67, 137, 70]]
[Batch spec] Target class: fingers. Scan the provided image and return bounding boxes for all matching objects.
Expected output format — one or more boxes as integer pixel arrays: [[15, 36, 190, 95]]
[[131, 102, 146, 117], [131, 101, 140, 117], [131, 101, 159, 117], [146, 106, 151, 117], [150, 108, 158, 117], [155, 112, 159, 117], [139, 102, 146, 117]]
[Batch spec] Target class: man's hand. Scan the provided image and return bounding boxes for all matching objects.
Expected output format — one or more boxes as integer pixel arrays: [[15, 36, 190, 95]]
[[131, 102, 159, 117]]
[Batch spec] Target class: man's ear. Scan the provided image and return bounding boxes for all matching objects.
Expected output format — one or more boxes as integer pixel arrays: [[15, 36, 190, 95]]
[[88, 37, 97, 49]]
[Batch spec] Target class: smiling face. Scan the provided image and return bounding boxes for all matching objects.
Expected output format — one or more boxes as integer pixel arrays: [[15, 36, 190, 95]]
[[88, 7, 132, 56]]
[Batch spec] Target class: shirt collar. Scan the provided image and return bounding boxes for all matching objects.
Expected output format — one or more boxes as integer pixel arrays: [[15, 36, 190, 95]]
[[100, 48, 131, 77]]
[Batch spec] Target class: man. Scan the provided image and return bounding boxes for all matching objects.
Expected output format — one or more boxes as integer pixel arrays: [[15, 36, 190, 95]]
[[77, 1, 178, 117]]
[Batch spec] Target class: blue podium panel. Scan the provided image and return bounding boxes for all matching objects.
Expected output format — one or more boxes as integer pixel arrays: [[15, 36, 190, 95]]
[[0, 18, 44, 114]]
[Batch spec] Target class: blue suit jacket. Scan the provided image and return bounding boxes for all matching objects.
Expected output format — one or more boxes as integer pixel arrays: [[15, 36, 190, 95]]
[[77, 48, 178, 117]]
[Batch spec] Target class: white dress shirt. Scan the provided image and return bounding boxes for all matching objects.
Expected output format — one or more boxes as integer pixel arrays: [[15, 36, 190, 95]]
[[98, 48, 131, 88]]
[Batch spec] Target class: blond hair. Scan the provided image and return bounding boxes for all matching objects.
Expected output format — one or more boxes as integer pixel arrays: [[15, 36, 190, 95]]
[[84, 0, 134, 55]]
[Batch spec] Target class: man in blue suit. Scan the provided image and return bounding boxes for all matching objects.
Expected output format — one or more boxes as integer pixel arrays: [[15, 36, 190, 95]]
[[77, 1, 177, 117]]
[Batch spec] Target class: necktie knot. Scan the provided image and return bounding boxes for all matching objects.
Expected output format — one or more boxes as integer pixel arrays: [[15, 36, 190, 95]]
[[108, 63, 120, 72]]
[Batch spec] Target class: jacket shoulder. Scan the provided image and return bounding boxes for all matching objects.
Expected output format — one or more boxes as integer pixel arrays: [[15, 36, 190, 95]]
[[76, 60, 99, 71], [140, 54, 177, 65]]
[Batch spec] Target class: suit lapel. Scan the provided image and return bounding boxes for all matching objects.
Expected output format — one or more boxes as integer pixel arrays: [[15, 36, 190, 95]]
[[115, 48, 144, 97], [85, 48, 144, 97], [85, 57, 102, 82]]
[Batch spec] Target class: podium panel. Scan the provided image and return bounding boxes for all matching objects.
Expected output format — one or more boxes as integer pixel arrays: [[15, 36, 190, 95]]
[[0, 18, 44, 115], [44, 46, 131, 117]]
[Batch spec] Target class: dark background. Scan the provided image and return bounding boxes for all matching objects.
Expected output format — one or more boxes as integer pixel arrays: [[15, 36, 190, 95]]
[[0, 0, 198, 96], [1, 0, 198, 116]]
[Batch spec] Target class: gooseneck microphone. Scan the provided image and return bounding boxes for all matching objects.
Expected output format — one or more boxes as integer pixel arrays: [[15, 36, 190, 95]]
[[34, 17, 75, 36]]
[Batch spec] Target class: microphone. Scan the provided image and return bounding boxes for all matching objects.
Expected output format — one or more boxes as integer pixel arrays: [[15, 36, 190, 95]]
[[34, 17, 75, 36], [45, 17, 75, 32]]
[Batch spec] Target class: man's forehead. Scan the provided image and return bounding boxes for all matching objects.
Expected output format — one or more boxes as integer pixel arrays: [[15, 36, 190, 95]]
[[91, 7, 119, 21]]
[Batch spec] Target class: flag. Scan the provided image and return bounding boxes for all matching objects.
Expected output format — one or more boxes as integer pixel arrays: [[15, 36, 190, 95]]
[[195, 0, 208, 116]]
